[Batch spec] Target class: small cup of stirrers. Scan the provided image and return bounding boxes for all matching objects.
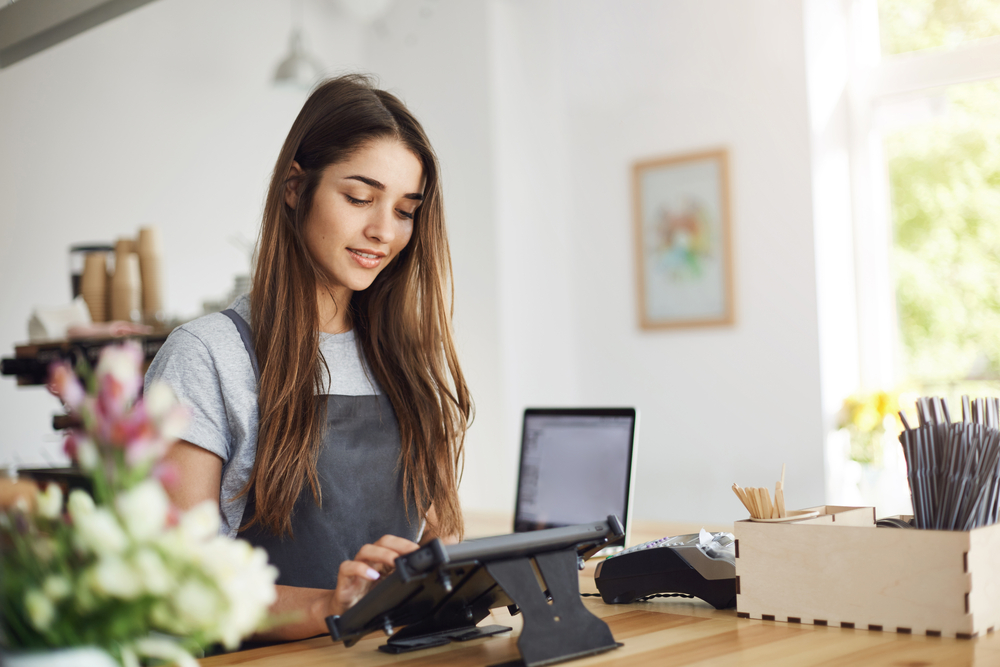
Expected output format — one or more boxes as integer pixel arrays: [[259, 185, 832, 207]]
[[733, 464, 786, 519]]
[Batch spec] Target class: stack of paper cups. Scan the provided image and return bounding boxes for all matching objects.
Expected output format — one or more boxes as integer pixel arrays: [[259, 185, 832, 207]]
[[137, 226, 164, 325], [80, 252, 109, 322], [111, 239, 141, 323]]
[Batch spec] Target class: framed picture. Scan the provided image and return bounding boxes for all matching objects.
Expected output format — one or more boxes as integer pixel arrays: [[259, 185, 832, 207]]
[[632, 148, 734, 329]]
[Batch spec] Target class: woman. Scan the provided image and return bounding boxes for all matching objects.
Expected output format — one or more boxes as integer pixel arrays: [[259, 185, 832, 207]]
[[145, 74, 471, 641]]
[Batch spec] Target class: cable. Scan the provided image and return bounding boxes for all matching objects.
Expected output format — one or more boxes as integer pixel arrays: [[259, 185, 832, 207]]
[[581, 592, 695, 601], [635, 592, 695, 602]]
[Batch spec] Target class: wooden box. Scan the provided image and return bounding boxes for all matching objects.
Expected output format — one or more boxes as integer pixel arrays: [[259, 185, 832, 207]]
[[734, 505, 1000, 639]]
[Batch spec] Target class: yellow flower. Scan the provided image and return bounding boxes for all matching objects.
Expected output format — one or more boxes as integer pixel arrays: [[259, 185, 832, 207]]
[[854, 404, 881, 432], [840, 389, 901, 435]]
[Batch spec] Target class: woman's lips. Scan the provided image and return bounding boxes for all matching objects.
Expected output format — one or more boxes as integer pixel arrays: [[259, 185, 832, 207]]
[[348, 248, 384, 269]]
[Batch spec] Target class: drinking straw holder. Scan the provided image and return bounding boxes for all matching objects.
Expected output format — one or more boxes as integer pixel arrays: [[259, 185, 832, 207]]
[[734, 506, 1000, 638]]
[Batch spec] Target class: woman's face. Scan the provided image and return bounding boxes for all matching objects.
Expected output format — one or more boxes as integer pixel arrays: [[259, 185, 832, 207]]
[[291, 138, 424, 297]]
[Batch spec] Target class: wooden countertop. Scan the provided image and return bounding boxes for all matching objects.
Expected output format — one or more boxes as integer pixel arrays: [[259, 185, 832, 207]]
[[200, 512, 1000, 666]]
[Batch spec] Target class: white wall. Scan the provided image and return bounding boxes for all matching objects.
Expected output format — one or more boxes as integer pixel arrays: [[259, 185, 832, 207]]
[[557, 0, 826, 523], [0, 0, 830, 526]]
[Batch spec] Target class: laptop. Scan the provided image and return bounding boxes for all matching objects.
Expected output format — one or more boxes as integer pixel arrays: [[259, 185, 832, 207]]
[[513, 408, 638, 549]]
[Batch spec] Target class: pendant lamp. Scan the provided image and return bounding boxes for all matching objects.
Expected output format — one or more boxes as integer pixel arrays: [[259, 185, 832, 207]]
[[273, 0, 323, 89]]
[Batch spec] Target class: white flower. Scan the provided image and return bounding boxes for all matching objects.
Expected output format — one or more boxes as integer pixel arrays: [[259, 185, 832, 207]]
[[136, 504, 277, 648], [36, 483, 63, 520], [25, 588, 54, 630], [144, 382, 190, 443], [196, 537, 278, 648], [92, 555, 142, 600], [120, 645, 140, 667], [143, 382, 178, 421], [160, 405, 190, 442], [75, 507, 128, 555], [179, 501, 221, 542], [67, 488, 95, 520], [151, 602, 182, 634], [77, 439, 99, 471], [42, 575, 72, 601], [95, 341, 144, 404], [174, 580, 221, 629], [31, 537, 56, 563], [133, 548, 172, 595], [115, 480, 169, 542]]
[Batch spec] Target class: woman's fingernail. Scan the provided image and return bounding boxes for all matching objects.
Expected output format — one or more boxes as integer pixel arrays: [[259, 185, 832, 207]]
[[366, 568, 380, 581]]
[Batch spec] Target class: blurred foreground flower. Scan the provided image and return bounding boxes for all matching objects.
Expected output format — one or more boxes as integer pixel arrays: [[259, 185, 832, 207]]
[[1, 342, 277, 665], [837, 389, 902, 465]]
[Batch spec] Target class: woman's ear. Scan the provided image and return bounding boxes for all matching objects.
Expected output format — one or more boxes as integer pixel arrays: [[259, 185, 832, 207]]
[[285, 161, 305, 209]]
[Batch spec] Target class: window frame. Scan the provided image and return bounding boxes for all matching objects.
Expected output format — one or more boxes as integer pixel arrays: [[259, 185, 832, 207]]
[[847, 0, 1000, 389]]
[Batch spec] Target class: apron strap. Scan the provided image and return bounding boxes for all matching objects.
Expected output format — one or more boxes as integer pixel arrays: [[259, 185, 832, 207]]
[[220, 309, 260, 384]]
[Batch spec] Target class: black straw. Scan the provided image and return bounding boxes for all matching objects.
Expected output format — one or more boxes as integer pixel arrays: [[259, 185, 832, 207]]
[[898, 395, 1000, 531]]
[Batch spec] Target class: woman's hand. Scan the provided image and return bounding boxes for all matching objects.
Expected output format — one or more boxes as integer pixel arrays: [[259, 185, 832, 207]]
[[254, 534, 420, 641], [329, 535, 420, 616]]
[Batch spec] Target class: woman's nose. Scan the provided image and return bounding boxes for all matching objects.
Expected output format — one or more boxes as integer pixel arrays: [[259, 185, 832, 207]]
[[365, 206, 396, 244]]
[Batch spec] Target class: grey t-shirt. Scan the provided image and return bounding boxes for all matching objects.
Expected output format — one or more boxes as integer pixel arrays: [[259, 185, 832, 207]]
[[144, 294, 380, 537]]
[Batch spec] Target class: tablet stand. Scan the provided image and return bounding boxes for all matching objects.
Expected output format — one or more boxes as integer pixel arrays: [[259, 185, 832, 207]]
[[378, 613, 510, 653], [486, 549, 621, 666], [379, 546, 620, 666]]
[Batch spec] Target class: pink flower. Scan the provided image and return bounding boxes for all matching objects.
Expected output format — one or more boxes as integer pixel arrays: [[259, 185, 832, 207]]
[[112, 400, 153, 448], [152, 462, 180, 489], [63, 432, 80, 459], [95, 342, 144, 409], [166, 505, 181, 528], [96, 368, 134, 421], [47, 361, 85, 410], [124, 435, 166, 468]]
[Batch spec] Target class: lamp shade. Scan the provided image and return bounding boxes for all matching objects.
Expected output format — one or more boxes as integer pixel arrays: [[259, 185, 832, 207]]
[[273, 30, 323, 89]]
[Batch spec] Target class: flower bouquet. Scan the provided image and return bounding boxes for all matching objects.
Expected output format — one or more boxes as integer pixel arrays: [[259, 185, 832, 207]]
[[0, 342, 278, 666]]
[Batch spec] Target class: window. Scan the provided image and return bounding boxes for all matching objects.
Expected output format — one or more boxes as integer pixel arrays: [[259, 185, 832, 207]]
[[879, 0, 1000, 56], [858, 0, 1000, 400], [885, 78, 1000, 397], [819, 0, 1000, 511]]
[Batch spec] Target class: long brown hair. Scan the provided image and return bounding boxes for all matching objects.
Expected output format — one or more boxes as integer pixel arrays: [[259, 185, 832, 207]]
[[246, 74, 470, 539]]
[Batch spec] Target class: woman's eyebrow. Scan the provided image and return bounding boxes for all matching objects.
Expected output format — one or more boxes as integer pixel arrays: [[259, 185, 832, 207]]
[[345, 174, 423, 201]]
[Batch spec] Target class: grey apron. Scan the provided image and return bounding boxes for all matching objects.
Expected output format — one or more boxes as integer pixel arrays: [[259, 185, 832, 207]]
[[221, 309, 418, 590]]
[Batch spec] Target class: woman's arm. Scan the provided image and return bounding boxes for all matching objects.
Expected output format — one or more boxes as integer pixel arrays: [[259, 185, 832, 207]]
[[252, 535, 418, 640], [162, 440, 419, 641], [161, 440, 223, 509]]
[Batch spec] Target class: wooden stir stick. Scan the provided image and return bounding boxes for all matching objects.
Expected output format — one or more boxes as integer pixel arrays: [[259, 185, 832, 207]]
[[733, 464, 789, 519]]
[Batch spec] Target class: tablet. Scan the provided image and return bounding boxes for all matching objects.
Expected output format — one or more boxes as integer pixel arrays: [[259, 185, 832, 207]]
[[327, 516, 624, 649]]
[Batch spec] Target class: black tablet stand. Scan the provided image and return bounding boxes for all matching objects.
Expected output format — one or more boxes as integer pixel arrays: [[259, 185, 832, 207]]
[[328, 517, 625, 667], [486, 549, 621, 666]]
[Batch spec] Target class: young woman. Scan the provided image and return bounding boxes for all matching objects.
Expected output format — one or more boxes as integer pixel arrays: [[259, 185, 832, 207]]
[[145, 74, 471, 641]]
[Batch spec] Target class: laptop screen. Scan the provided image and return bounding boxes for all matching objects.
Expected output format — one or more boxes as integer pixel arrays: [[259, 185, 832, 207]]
[[514, 408, 637, 540]]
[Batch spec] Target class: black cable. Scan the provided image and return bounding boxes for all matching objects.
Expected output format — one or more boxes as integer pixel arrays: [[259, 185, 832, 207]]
[[581, 592, 695, 601], [635, 593, 695, 601]]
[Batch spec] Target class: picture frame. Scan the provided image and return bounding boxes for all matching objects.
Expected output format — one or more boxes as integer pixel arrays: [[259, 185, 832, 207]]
[[632, 148, 734, 329]]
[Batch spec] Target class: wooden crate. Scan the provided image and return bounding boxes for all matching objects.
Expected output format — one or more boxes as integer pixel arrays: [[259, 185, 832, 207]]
[[734, 505, 1000, 639]]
